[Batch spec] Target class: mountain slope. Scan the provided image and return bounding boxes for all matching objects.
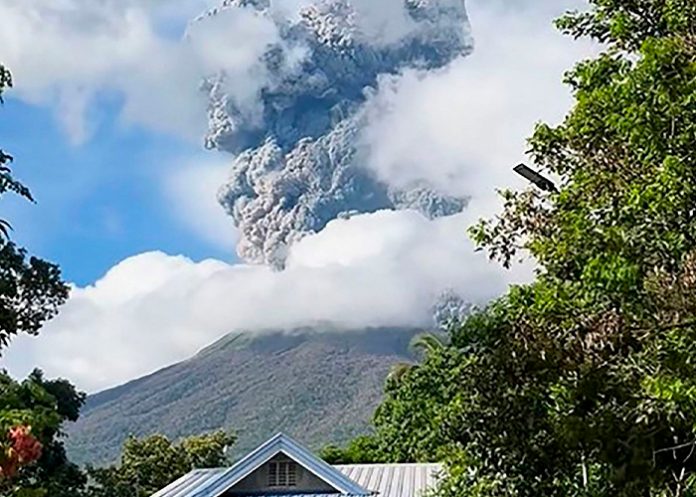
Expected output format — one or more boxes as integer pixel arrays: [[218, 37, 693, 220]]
[[66, 327, 420, 466]]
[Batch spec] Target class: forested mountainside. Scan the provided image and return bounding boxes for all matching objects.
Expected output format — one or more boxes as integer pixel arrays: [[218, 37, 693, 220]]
[[66, 327, 420, 466]]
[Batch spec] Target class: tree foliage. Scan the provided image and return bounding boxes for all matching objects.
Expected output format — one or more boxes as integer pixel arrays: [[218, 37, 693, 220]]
[[0, 62, 238, 497], [0, 63, 81, 496], [0, 64, 11, 102], [387, 331, 448, 383], [0, 64, 69, 351], [320, 331, 453, 465], [319, 436, 383, 465], [0, 243, 70, 350], [0, 63, 74, 495], [346, 1, 696, 496], [84, 431, 236, 497], [0, 63, 31, 239], [464, 0, 696, 493], [0, 370, 86, 497]]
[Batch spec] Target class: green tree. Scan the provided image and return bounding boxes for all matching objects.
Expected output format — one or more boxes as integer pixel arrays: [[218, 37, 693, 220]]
[[0, 243, 71, 350], [0, 64, 69, 351], [0, 370, 87, 497], [319, 436, 383, 465], [447, 1, 696, 495], [0, 63, 80, 496], [410, 332, 449, 357], [375, 346, 467, 464], [85, 431, 236, 497], [387, 331, 449, 383], [0, 64, 11, 101], [358, 1, 696, 496], [323, 331, 453, 465]]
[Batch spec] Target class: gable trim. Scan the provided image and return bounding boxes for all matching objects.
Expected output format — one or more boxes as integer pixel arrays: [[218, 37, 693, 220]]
[[189, 433, 372, 497]]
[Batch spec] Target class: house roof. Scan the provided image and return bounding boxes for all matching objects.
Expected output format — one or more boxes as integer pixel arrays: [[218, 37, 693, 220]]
[[151, 469, 225, 497], [152, 467, 362, 497], [336, 464, 443, 497], [152, 433, 374, 497], [152, 464, 443, 497]]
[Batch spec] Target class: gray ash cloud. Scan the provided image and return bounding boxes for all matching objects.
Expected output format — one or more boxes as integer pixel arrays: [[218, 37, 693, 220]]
[[198, 0, 473, 267]]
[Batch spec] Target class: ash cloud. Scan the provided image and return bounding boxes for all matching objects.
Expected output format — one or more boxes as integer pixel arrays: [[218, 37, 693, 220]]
[[199, 0, 473, 267]]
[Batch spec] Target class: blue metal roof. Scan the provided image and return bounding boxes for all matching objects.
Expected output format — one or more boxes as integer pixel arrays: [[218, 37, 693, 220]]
[[151, 464, 444, 497], [151, 469, 227, 497], [150, 434, 443, 497], [153, 471, 348, 497], [336, 464, 443, 497], [151, 469, 353, 497], [152, 434, 373, 497]]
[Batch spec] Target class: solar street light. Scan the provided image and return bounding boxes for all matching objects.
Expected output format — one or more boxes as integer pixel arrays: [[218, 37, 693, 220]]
[[513, 163, 558, 193]]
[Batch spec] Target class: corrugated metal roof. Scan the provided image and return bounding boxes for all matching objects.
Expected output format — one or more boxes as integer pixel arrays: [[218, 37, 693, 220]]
[[335, 464, 443, 497], [192, 434, 372, 497], [152, 464, 442, 497], [151, 471, 351, 497], [151, 469, 227, 497], [149, 433, 441, 497]]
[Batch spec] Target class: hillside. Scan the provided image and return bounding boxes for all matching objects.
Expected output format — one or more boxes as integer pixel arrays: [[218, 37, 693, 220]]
[[66, 327, 420, 466]]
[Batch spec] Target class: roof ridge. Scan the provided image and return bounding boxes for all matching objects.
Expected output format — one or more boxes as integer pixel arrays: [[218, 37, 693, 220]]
[[189, 433, 373, 497]]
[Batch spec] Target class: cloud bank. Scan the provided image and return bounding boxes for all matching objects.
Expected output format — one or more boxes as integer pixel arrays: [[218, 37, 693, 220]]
[[4, 210, 526, 392]]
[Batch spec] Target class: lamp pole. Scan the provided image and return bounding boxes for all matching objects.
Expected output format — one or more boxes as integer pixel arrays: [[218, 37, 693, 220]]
[[513, 163, 557, 193]]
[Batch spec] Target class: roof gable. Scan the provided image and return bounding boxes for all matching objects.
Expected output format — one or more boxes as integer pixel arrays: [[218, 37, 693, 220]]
[[187, 433, 373, 497]]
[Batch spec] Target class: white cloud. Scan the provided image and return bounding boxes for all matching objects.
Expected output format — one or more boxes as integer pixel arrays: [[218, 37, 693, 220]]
[[359, 0, 596, 219], [3, 209, 529, 393], [164, 156, 239, 250], [0, 0, 281, 143]]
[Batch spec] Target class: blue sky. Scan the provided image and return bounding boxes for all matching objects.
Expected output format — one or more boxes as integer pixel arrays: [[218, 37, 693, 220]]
[[0, 97, 235, 286]]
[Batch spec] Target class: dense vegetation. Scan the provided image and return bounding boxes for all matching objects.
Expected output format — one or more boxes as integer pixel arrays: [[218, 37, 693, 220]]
[[328, 1, 696, 496], [0, 63, 80, 497], [84, 431, 235, 497], [0, 370, 86, 497]]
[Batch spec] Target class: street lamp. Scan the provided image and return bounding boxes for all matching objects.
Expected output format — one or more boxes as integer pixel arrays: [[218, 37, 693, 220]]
[[513, 163, 557, 193]]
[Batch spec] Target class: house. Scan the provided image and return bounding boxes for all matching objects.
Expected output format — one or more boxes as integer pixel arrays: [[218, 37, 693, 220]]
[[151, 433, 442, 497]]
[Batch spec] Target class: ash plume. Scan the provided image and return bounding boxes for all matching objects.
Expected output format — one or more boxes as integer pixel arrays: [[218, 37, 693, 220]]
[[197, 0, 473, 267]]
